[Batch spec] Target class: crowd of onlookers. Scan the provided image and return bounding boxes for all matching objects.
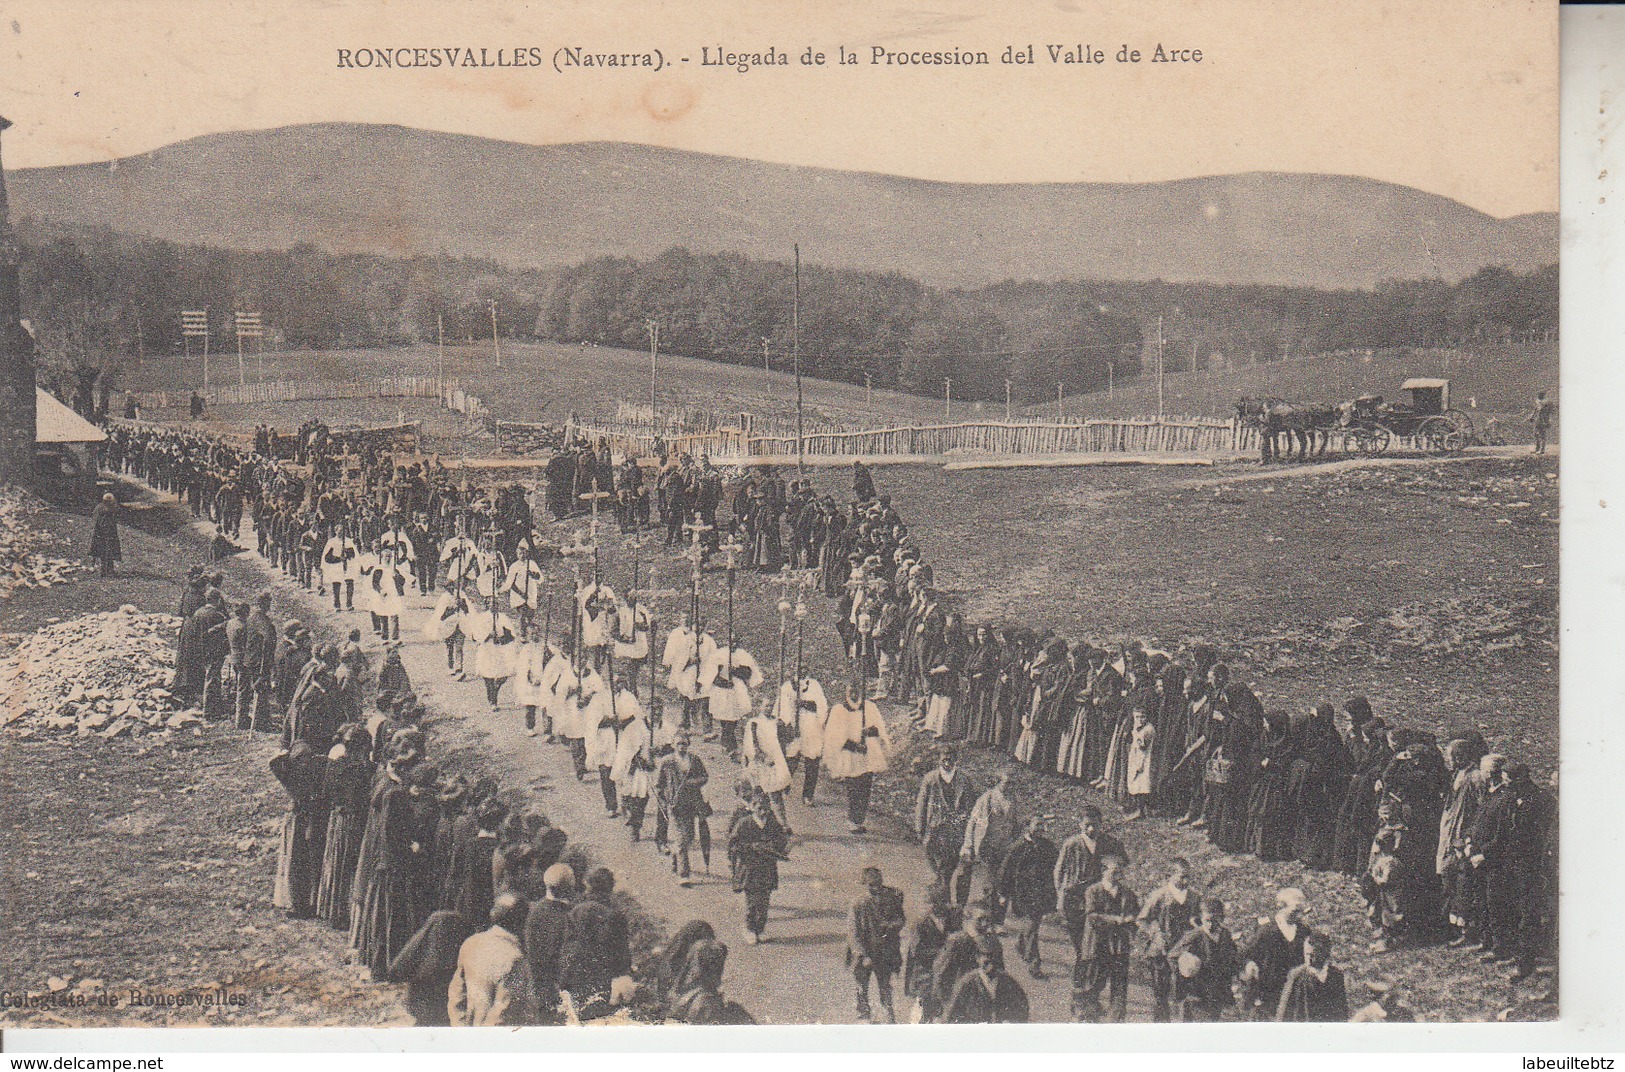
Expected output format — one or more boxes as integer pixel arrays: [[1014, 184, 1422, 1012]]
[[105, 418, 1556, 1023], [812, 460, 1558, 998]]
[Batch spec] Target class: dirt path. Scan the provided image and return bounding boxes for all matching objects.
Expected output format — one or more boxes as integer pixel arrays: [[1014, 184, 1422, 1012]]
[[1189, 445, 1556, 487]]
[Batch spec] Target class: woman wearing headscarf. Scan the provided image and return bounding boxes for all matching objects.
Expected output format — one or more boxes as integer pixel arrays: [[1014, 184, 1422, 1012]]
[[356, 759, 437, 978], [316, 723, 374, 929], [1372, 727, 1449, 945], [385, 909, 479, 1026], [271, 742, 330, 920], [963, 627, 1000, 747], [1150, 661, 1191, 816], [1242, 710, 1298, 861], [656, 920, 717, 1012], [1015, 640, 1062, 771], [1289, 703, 1352, 870], [1081, 648, 1124, 786], [1201, 667, 1264, 854], [1053, 645, 1092, 779], [671, 939, 742, 1024], [1100, 650, 1152, 802], [349, 728, 421, 943], [990, 630, 1029, 752], [819, 504, 849, 598], [1332, 700, 1391, 876], [1437, 734, 1490, 945], [935, 615, 973, 740]]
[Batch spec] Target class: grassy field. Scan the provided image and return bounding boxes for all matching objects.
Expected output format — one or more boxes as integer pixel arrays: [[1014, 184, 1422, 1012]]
[[1046, 341, 1559, 437], [124, 339, 951, 430], [125, 337, 1559, 448]]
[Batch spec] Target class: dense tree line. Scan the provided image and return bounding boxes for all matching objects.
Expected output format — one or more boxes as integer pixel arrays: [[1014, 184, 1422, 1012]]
[[16, 218, 1556, 410], [535, 252, 1556, 402], [16, 219, 550, 408], [536, 248, 1145, 402]]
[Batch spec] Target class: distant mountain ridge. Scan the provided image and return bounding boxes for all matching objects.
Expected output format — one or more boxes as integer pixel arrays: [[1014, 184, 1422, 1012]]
[[8, 122, 1557, 289]]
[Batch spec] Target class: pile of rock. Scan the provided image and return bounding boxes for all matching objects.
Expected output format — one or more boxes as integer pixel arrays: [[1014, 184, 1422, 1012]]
[[0, 484, 87, 596], [495, 421, 563, 456], [0, 607, 201, 739]]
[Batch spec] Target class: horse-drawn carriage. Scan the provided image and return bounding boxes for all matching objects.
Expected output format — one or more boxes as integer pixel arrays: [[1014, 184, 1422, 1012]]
[[1337, 378, 1476, 455]]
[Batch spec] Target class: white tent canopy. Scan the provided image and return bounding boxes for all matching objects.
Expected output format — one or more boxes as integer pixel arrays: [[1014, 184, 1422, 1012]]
[[35, 387, 107, 445]]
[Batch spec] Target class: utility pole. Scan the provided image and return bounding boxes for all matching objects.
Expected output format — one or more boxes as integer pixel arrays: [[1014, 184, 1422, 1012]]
[[489, 299, 501, 368], [437, 313, 446, 392], [1191, 337, 1199, 374], [864, 371, 873, 407], [1056, 383, 1064, 422], [761, 336, 770, 373], [1156, 314, 1166, 420], [943, 377, 952, 420], [1004, 378, 1011, 422], [793, 244, 804, 476], [645, 319, 660, 422], [1107, 362, 1115, 402]]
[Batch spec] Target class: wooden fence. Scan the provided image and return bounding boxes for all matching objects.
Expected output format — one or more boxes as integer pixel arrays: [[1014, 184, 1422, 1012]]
[[136, 377, 488, 421], [566, 415, 1260, 460]]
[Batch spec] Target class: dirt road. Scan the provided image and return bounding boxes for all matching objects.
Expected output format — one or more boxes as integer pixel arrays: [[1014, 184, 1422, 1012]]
[[170, 499, 1149, 1025]]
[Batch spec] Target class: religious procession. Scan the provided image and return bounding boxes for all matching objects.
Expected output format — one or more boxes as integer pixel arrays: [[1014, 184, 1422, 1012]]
[[85, 414, 1558, 1028]]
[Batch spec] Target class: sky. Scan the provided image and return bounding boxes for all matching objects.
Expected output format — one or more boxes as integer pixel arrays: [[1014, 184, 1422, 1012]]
[[0, 0, 1559, 218]]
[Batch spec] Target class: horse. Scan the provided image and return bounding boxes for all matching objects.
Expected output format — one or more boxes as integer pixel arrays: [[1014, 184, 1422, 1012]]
[[1237, 397, 1338, 463]]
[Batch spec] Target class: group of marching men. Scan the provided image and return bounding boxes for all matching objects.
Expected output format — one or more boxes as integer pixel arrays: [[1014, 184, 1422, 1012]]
[[107, 419, 898, 953], [286, 487, 898, 950], [413, 536, 897, 934]]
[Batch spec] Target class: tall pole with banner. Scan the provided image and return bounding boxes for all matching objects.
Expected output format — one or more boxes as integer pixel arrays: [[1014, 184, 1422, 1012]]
[[235, 312, 262, 386]]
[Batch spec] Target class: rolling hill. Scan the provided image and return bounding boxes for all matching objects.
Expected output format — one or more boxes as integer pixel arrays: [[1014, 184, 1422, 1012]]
[[9, 123, 1555, 290]]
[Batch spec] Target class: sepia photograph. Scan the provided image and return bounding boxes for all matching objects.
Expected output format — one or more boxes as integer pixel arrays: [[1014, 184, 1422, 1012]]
[[0, 0, 1567, 1035]]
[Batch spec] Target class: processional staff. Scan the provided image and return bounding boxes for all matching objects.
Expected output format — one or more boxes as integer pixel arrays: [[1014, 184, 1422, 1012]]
[[718, 535, 746, 675], [681, 517, 714, 681], [775, 565, 799, 688]]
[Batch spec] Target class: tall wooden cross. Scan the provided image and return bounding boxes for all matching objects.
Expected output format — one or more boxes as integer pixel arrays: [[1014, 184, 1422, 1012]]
[[559, 531, 597, 674], [579, 480, 613, 582]]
